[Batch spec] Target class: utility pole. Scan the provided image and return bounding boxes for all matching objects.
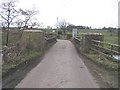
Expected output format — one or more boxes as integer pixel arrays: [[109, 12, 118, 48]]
[[57, 17, 58, 35]]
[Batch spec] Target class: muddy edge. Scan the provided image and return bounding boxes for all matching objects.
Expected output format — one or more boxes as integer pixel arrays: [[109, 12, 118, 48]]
[[2, 54, 44, 88]]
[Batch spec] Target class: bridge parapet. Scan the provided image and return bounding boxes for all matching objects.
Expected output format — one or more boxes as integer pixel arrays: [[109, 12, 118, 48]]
[[81, 33, 104, 53], [2, 30, 56, 63], [74, 33, 104, 53]]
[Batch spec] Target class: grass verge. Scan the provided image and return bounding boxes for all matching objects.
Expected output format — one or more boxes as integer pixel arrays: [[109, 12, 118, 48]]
[[2, 41, 57, 76]]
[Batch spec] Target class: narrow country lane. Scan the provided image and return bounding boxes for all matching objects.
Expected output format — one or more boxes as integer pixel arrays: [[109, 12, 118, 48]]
[[16, 40, 99, 88]]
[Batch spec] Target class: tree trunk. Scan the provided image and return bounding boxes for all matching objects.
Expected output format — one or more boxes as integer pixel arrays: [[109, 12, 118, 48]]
[[6, 27, 9, 46], [6, 9, 10, 46]]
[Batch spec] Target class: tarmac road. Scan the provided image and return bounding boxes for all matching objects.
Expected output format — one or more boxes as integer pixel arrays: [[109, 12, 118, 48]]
[[16, 40, 99, 88]]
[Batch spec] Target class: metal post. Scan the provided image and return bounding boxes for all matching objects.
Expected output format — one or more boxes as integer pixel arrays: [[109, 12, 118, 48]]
[[57, 17, 58, 36]]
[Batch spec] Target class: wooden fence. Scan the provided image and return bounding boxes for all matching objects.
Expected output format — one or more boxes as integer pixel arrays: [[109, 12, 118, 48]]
[[74, 37, 81, 46], [73, 33, 120, 61], [74, 37, 82, 51], [91, 40, 120, 62], [45, 36, 57, 45]]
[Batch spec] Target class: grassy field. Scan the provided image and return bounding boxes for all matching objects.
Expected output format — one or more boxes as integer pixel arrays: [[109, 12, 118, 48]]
[[77, 29, 118, 44], [2, 29, 118, 48], [46, 29, 118, 44], [2, 29, 23, 47]]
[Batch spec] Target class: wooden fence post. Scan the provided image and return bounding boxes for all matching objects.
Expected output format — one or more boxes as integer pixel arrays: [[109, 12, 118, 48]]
[[111, 45, 113, 57], [81, 33, 104, 53]]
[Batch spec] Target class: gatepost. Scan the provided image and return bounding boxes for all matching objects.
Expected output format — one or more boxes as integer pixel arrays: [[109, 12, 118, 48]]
[[81, 33, 104, 53]]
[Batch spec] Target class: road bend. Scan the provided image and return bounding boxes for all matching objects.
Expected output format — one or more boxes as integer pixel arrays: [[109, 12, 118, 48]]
[[16, 40, 99, 88]]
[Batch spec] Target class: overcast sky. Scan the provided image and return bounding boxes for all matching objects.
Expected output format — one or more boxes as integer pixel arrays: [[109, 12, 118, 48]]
[[1, 0, 120, 28]]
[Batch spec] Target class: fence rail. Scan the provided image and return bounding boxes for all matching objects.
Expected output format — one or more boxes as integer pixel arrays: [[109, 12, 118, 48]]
[[73, 36, 120, 61], [92, 44, 119, 55], [92, 40, 120, 47], [45, 36, 57, 45], [73, 33, 119, 70], [74, 37, 81, 45], [91, 40, 120, 61]]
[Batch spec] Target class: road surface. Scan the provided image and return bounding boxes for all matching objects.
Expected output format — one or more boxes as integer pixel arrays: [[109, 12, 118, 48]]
[[16, 40, 99, 88]]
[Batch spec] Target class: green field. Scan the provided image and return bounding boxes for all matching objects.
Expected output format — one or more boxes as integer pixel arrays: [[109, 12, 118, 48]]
[[2, 29, 118, 48], [2, 29, 23, 47], [45, 29, 118, 44], [77, 29, 118, 44]]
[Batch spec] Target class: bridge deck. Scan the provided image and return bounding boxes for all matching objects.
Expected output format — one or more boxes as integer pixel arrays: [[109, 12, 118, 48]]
[[16, 40, 99, 88]]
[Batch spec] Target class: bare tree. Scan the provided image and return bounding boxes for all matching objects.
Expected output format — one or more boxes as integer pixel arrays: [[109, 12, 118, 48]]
[[56, 19, 69, 34], [0, 0, 19, 46], [29, 21, 43, 29], [19, 8, 39, 29], [0, 21, 7, 27], [67, 24, 75, 32], [15, 19, 24, 29]]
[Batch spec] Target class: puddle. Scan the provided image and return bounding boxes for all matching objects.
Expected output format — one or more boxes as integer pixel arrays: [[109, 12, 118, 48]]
[[113, 55, 120, 60], [0, 50, 3, 57]]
